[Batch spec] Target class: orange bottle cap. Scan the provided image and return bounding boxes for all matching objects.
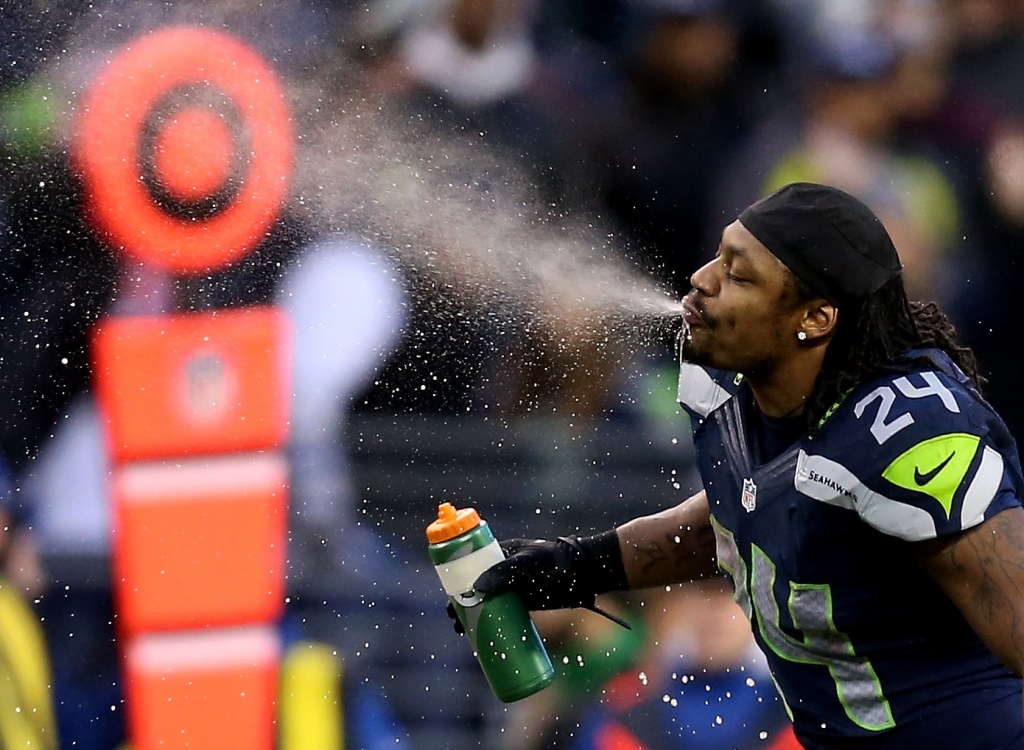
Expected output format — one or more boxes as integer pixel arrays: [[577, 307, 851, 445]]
[[426, 502, 480, 543]]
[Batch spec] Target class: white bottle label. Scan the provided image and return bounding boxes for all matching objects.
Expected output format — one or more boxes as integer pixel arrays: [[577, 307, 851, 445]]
[[434, 538, 504, 601]]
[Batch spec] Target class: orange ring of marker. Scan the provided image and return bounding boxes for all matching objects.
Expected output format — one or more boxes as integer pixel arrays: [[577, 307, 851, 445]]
[[75, 26, 293, 275]]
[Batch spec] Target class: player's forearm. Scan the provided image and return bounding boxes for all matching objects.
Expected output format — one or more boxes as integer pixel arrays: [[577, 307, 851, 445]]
[[615, 490, 719, 589], [918, 506, 1024, 677]]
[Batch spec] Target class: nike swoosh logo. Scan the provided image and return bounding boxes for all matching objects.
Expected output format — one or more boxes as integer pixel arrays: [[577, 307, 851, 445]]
[[914, 452, 955, 486]]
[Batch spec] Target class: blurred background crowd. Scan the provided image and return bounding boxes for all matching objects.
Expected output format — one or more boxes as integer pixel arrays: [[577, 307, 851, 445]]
[[3, 0, 1024, 748]]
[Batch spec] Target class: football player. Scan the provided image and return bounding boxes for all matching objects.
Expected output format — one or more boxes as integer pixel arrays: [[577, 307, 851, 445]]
[[473, 183, 1024, 749]]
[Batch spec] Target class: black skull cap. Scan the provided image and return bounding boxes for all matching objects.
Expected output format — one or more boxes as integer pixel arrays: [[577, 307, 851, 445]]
[[738, 182, 903, 304]]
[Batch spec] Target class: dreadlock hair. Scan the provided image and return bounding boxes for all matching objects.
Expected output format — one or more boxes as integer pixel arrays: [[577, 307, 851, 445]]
[[797, 275, 985, 434]]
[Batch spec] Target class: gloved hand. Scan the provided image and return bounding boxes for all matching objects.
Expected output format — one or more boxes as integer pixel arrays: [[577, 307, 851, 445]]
[[446, 532, 630, 633], [474, 537, 602, 611], [446, 601, 465, 635]]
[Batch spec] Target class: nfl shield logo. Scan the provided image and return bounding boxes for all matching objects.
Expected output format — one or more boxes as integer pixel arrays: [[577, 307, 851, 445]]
[[741, 478, 757, 513]]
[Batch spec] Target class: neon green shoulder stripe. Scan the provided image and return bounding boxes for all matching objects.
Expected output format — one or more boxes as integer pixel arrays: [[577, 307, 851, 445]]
[[882, 433, 980, 518]]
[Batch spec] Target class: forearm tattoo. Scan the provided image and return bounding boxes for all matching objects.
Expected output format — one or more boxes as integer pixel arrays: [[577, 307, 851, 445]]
[[636, 524, 717, 581], [927, 509, 1024, 675]]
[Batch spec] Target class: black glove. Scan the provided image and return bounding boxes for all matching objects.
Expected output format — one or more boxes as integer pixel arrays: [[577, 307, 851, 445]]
[[446, 601, 465, 635], [473, 532, 631, 628]]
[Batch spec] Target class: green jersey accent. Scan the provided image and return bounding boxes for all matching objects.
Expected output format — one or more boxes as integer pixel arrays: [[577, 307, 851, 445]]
[[750, 544, 895, 732], [882, 433, 980, 518]]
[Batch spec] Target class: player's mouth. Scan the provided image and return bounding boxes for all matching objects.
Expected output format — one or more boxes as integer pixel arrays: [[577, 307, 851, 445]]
[[682, 297, 706, 328]]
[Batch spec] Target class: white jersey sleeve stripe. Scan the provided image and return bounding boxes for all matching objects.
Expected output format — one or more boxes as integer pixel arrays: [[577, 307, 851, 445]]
[[678, 362, 733, 417], [794, 452, 857, 511], [796, 451, 939, 541], [960, 445, 1004, 529]]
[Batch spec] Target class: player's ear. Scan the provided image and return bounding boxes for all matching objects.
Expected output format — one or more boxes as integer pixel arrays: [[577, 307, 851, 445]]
[[798, 300, 837, 343]]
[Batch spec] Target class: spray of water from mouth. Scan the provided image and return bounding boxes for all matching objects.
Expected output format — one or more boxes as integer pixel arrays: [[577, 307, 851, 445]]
[[286, 75, 686, 347], [43, 5, 687, 364]]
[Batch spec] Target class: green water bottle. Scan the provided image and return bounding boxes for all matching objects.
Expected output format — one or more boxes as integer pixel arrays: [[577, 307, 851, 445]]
[[427, 502, 555, 703]]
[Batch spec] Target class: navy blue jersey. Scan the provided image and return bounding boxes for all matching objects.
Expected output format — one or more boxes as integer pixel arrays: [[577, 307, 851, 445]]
[[677, 350, 1024, 750]]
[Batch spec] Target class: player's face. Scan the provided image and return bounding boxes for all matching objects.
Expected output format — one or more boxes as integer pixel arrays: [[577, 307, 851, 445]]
[[680, 220, 802, 374]]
